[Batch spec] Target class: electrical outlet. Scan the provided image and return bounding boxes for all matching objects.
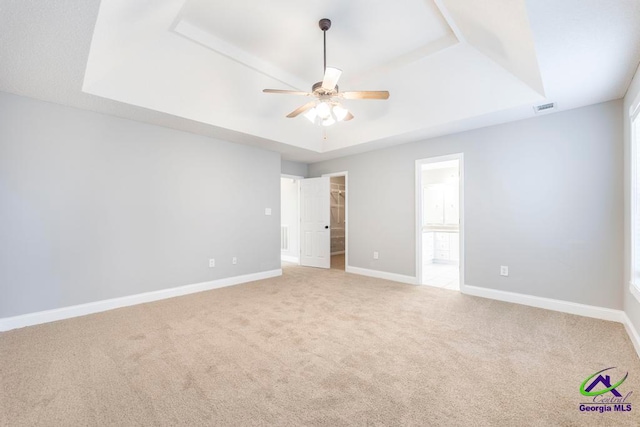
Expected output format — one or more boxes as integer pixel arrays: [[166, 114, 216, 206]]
[[373, 251, 379, 260], [265, 208, 272, 216], [209, 259, 215, 268], [232, 257, 238, 265], [500, 266, 509, 276]]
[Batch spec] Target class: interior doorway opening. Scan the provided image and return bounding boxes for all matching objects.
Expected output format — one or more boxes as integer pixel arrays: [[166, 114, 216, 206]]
[[323, 172, 348, 271], [280, 175, 301, 266], [330, 176, 346, 270], [416, 155, 463, 290], [288, 172, 348, 271]]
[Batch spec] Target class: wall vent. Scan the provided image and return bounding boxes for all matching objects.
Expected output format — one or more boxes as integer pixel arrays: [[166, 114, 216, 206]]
[[281, 225, 289, 251], [533, 102, 556, 114]]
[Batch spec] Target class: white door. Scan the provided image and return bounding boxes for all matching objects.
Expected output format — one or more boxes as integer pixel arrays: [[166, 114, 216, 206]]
[[300, 177, 331, 269]]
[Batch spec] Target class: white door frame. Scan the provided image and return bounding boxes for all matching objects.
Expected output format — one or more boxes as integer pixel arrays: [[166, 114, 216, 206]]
[[281, 174, 303, 265], [415, 154, 464, 288], [322, 171, 349, 269]]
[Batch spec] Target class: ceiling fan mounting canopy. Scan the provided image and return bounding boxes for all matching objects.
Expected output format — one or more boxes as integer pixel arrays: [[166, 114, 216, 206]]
[[319, 18, 331, 32], [262, 17, 390, 127]]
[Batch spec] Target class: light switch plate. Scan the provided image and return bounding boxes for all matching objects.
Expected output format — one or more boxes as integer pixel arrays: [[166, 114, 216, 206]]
[[265, 208, 272, 215], [373, 251, 379, 260]]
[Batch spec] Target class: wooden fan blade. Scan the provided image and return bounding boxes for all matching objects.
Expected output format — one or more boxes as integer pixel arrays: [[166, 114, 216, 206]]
[[263, 89, 312, 96], [322, 67, 342, 90], [341, 91, 390, 100], [344, 111, 354, 121], [287, 101, 316, 118]]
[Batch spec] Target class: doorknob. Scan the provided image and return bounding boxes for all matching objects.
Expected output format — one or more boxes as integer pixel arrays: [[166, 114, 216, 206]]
[[325, 226, 329, 229]]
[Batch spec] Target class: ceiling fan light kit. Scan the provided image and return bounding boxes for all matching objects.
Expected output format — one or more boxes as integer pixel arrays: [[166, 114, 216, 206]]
[[304, 98, 349, 126], [263, 18, 390, 128]]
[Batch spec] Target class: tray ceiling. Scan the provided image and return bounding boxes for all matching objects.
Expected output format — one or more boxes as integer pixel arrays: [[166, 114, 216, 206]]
[[1, 0, 639, 162], [82, 0, 546, 154]]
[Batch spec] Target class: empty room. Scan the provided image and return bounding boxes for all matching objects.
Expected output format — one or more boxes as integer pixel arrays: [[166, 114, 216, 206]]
[[2, 1, 640, 425]]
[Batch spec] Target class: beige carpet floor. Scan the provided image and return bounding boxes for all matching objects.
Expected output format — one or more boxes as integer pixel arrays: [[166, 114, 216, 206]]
[[1, 265, 639, 426]]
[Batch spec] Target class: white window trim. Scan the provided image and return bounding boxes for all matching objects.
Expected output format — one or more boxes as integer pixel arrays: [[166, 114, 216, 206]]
[[631, 283, 640, 304], [630, 97, 640, 304]]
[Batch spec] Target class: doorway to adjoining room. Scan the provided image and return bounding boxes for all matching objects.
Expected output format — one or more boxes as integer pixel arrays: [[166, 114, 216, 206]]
[[280, 176, 301, 266], [329, 176, 346, 270], [282, 172, 348, 271], [417, 155, 463, 290]]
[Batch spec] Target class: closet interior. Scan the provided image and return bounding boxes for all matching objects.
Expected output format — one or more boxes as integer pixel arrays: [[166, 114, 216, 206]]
[[330, 176, 346, 256]]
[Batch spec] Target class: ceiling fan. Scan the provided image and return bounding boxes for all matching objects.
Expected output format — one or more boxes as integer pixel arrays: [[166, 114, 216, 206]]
[[263, 18, 390, 127]]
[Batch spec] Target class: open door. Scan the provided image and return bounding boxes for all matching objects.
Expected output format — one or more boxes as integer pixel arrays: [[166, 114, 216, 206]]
[[299, 177, 331, 269]]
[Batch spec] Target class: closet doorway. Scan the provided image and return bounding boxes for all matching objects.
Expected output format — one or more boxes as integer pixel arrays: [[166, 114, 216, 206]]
[[323, 172, 348, 271], [416, 154, 464, 290]]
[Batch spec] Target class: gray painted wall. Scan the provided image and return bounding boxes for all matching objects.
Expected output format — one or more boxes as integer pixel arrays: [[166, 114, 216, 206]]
[[281, 160, 308, 178], [310, 100, 624, 309], [624, 65, 640, 333], [0, 92, 281, 318]]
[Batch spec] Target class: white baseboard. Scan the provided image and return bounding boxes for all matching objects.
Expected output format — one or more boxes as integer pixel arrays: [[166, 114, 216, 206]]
[[0, 269, 282, 332], [460, 284, 623, 323], [622, 313, 640, 360], [281, 255, 299, 264], [346, 266, 418, 285]]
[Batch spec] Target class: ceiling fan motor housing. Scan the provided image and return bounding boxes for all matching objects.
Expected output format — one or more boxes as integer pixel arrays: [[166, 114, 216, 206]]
[[312, 81, 338, 96]]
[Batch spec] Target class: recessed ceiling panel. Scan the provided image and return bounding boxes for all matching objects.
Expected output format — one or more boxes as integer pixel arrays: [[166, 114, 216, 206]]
[[82, 0, 550, 154], [178, 0, 455, 85]]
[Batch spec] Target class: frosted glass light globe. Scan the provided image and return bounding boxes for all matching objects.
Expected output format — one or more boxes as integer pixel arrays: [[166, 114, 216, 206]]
[[321, 116, 336, 127], [303, 108, 317, 124], [316, 102, 331, 119], [333, 105, 348, 121]]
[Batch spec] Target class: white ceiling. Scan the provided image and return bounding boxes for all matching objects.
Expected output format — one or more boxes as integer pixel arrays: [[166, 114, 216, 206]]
[[1, 0, 639, 163]]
